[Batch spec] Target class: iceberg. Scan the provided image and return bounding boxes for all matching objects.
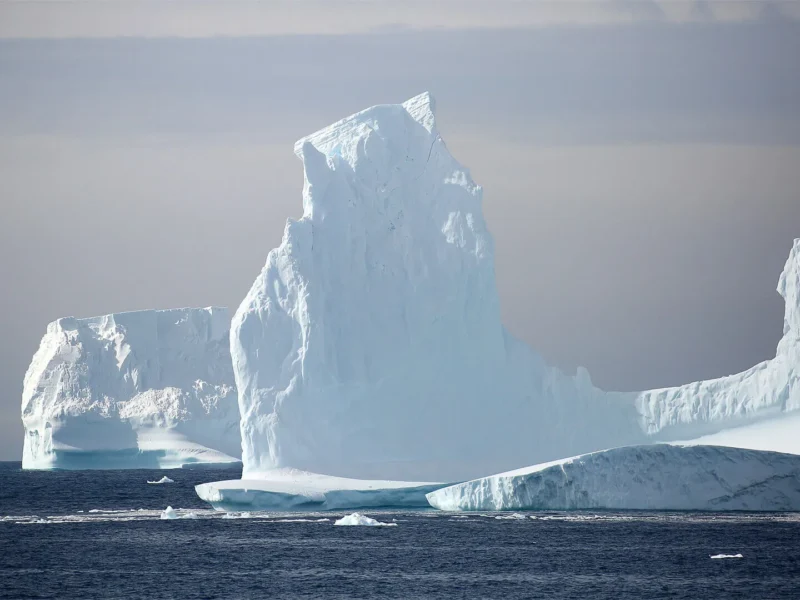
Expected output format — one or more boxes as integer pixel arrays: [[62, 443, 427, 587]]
[[226, 91, 647, 485], [199, 92, 798, 508], [195, 468, 442, 511], [22, 307, 241, 470], [425, 445, 800, 511]]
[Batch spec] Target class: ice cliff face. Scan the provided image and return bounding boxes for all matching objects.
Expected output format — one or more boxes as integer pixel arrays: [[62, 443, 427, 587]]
[[426, 445, 800, 511], [22, 308, 241, 469], [635, 240, 800, 446]]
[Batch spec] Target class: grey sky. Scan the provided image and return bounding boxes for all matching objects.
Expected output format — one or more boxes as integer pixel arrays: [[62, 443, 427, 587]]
[[1, 11, 799, 459]]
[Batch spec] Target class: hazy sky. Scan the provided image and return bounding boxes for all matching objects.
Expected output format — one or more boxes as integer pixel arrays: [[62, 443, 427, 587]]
[[1, 2, 799, 459]]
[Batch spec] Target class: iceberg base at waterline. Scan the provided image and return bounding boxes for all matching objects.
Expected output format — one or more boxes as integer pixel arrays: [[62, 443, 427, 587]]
[[196, 469, 446, 511], [425, 445, 800, 512]]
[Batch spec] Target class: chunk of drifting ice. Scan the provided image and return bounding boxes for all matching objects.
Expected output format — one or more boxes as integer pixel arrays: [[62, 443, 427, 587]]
[[147, 476, 175, 484], [710, 553, 743, 559], [334, 513, 397, 527], [160, 506, 197, 520], [494, 513, 528, 520]]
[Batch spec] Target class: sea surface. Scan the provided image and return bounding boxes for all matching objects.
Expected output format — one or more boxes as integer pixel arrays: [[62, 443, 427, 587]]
[[1, 462, 799, 599]]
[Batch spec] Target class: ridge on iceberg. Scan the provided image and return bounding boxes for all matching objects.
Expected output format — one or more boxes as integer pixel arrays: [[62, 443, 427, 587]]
[[22, 307, 241, 470], [635, 238, 800, 449], [425, 444, 800, 511]]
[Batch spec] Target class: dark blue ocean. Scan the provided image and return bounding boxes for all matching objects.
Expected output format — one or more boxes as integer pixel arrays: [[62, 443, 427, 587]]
[[1, 462, 799, 599]]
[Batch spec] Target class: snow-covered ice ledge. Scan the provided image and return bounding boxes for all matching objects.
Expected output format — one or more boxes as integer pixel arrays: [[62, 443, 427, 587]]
[[426, 445, 800, 512], [196, 469, 445, 511]]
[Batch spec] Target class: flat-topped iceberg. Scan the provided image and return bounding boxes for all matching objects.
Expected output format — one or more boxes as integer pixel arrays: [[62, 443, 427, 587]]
[[22, 307, 241, 470], [426, 445, 800, 511]]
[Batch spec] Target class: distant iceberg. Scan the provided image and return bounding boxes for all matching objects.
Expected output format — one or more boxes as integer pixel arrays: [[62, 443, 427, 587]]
[[426, 445, 800, 511], [22, 307, 241, 470]]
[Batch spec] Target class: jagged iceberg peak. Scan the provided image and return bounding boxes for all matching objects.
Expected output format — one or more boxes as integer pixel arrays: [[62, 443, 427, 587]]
[[778, 238, 800, 341], [232, 93, 552, 480], [22, 307, 241, 470]]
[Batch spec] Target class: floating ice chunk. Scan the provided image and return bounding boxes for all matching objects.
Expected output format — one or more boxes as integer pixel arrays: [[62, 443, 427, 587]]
[[494, 513, 528, 520], [147, 476, 175, 484], [710, 553, 743, 559], [334, 513, 397, 527], [160, 506, 197, 520], [222, 511, 253, 519]]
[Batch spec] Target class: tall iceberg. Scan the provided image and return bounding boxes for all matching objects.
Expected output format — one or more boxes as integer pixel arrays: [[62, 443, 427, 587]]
[[228, 92, 644, 484], [22, 307, 241, 470], [202, 93, 798, 509]]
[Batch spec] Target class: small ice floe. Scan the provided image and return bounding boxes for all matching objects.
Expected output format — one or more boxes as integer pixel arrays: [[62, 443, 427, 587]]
[[147, 476, 175, 485], [160, 506, 197, 520], [710, 553, 744, 559], [495, 513, 528, 520], [275, 518, 331, 523], [222, 511, 253, 519], [334, 513, 397, 527]]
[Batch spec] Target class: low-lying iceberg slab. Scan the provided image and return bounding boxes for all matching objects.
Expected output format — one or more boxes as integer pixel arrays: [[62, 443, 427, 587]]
[[426, 445, 800, 512], [22, 307, 241, 470], [195, 469, 444, 511]]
